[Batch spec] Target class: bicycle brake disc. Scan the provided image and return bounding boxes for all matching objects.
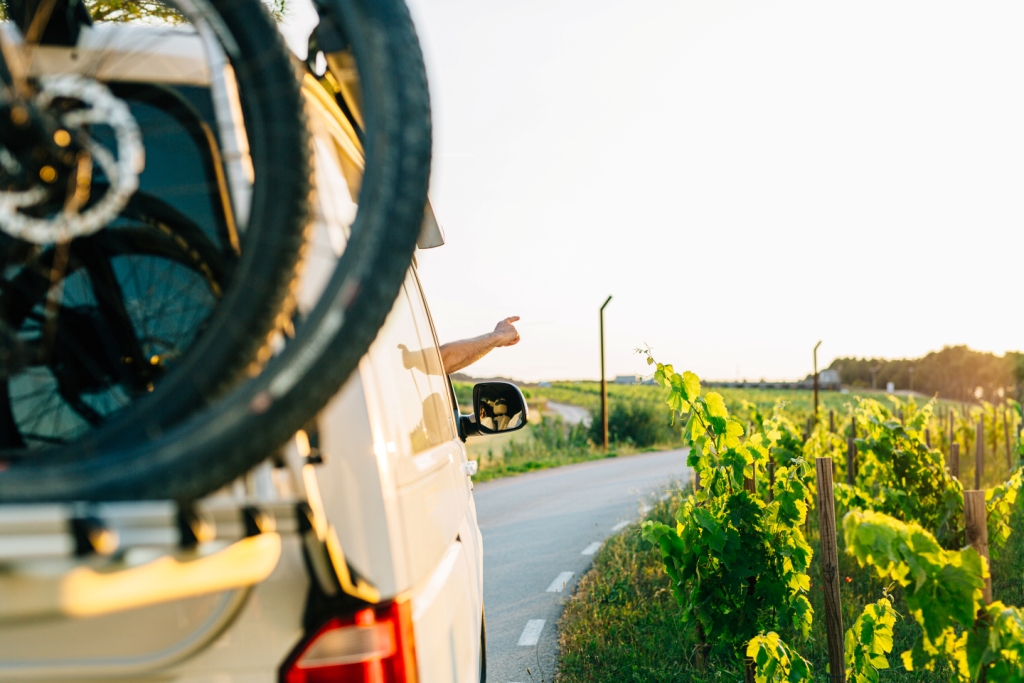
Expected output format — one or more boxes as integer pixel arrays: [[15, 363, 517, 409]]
[[0, 74, 144, 244]]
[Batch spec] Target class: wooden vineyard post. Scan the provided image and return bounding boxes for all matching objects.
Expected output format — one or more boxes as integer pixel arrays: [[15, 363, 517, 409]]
[[744, 657, 755, 683], [925, 429, 931, 448], [813, 341, 821, 425], [829, 409, 835, 433], [815, 458, 846, 682], [846, 438, 857, 485], [768, 460, 775, 502], [744, 466, 756, 494], [976, 419, 985, 490], [964, 490, 993, 604], [851, 416, 857, 439], [950, 442, 960, 480], [1004, 407, 1012, 470], [694, 469, 701, 491], [949, 411, 955, 459]]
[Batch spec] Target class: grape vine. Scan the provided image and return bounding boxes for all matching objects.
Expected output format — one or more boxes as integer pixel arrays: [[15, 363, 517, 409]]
[[746, 632, 814, 683], [639, 358, 1024, 681], [845, 598, 898, 683], [842, 508, 1024, 682], [640, 356, 814, 666], [834, 398, 963, 546]]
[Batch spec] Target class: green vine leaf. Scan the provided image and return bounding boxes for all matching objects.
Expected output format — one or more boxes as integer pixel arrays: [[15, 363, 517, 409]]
[[746, 632, 813, 683], [845, 598, 899, 683]]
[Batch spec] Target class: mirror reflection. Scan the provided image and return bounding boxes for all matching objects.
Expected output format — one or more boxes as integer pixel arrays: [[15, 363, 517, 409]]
[[474, 382, 526, 433]]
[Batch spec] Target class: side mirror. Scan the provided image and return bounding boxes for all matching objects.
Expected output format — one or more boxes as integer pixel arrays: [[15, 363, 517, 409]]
[[460, 381, 529, 439]]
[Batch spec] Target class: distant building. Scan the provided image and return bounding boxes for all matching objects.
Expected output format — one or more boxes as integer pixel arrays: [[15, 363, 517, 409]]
[[819, 369, 841, 388], [706, 368, 843, 391], [614, 375, 641, 385], [795, 368, 842, 390]]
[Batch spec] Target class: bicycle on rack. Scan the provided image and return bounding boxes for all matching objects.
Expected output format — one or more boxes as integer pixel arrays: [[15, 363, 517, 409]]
[[0, 0, 432, 502]]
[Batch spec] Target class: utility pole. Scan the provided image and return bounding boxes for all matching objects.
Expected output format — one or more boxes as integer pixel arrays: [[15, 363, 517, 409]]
[[870, 365, 880, 391], [813, 341, 822, 426], [600, 296, 613, 450]]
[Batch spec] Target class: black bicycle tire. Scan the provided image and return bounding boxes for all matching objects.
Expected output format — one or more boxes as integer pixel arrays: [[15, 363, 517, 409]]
[[0, 0, 429, 500], [0, 0, 310, 462], [61, 0, 314, 438]]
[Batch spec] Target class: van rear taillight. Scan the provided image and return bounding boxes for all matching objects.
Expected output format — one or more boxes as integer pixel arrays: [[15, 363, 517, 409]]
[[281, 600, 417, 683]]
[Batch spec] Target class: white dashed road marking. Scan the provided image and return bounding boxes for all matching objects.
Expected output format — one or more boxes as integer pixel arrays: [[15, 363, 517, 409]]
[[581, 541, 601, 555], [517, 619, 545, 646], [546, 571, 574, 592], [611, 520, 629, 531]]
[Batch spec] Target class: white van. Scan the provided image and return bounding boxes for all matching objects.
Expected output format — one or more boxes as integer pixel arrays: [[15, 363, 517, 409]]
[[0, 27, 525, 683]]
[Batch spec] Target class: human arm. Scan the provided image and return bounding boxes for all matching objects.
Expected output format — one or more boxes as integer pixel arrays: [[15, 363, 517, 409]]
[[439, 316, 520, 374]]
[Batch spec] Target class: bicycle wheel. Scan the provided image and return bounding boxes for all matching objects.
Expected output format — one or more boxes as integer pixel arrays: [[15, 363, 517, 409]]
[[0, 0, 310, 456], [0, 195, 226, 449]]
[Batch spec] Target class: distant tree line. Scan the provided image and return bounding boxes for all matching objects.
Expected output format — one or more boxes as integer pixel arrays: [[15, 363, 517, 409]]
[[828, 345, 1024, 402]]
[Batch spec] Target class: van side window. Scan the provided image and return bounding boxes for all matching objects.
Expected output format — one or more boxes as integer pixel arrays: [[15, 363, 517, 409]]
[[405, 272, 456, 438], [371, 277, 455, 454]]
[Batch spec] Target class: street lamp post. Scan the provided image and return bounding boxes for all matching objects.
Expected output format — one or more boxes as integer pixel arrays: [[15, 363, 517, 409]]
[[600, 296, 613, 450]]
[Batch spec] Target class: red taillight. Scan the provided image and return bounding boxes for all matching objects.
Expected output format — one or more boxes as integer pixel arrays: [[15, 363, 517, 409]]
[[281, 600, 417, 683]]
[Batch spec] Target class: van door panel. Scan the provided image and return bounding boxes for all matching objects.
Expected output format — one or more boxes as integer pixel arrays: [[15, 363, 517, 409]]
[[395, 441, 463, 585], [411, 540, 477, 683], [364, 267, 482, 682], [317, 368, 401, 598]]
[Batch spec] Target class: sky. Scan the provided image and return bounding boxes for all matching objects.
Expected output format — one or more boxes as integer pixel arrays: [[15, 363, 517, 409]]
[[284, 1, 1024, 383]]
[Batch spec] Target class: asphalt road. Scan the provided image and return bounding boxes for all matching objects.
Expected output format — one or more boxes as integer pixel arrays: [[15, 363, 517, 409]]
[[473, 449, 690, 683], [544, 402, 592, 427]]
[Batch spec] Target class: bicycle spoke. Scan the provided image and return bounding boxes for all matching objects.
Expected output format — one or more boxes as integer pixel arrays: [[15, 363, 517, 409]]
[[74, 238, 147, 385]]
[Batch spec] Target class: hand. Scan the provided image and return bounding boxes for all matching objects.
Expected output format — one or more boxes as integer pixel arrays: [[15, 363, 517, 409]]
[[492, 316, 521, 347]]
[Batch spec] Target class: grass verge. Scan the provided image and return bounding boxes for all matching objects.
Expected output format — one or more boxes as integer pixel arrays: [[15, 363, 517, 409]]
[[469, 413, 675, 483], [557, 481, 1024, 682]]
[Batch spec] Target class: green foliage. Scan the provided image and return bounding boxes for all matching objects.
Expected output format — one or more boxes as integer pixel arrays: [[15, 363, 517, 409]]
[[746, 632, 814, 683], [472, 414, 595, 480], [843, 509, 988, 679], [529, 413, 591, 452], [986, 468, 1024, 559], [845, 598, 899, 683], [557, 485, 706, 683], [85, 0, 183, 22], [967, 602, 1024, 682], [829, 346, 1020, 403], [640, 357, 813, 665], [843, 510, 985, 639], [541, 362, 1024, 679], [452, 381, 473, 408], [589, 399, 677, 447], [81, 0, 289, 22], [836, 398, 963, 547]]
